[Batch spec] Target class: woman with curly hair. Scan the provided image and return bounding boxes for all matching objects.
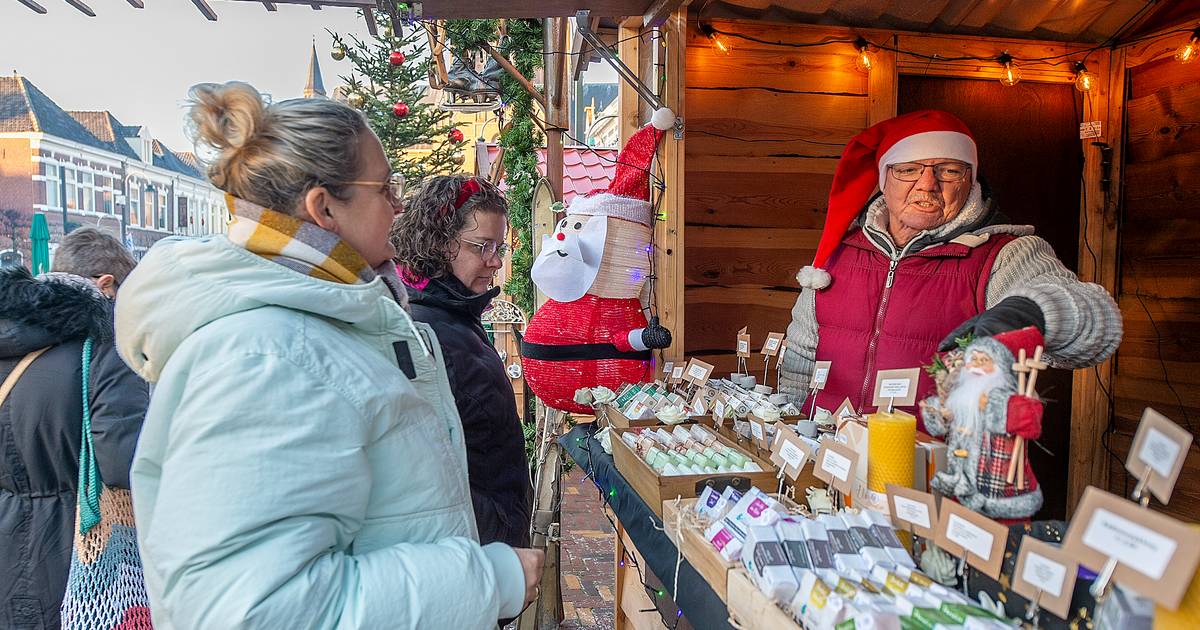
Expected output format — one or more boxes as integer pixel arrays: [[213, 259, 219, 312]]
[[393, 175, 532, 553]]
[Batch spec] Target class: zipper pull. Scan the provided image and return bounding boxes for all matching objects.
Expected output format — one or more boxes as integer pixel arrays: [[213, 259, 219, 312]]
[[885, 259, 899, 288]]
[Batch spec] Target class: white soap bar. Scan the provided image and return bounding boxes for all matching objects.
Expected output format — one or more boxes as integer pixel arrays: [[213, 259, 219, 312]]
[[704, 517, 747, 561], [696, 486, 721, 516], [741, 525, 800, 604], [790, 570, 852, 629], [727, 487, 782, 527]]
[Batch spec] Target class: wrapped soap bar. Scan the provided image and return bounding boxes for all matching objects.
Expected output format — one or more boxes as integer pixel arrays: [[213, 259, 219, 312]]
[[742, 525, 801, 604], [790, 569, 853, 629], [844, 512, 894, 568], [690, 424, 717, 445], [672, 426, 694, 443], [820, 515, 870, 574], [696, 486, 722, 516], [938, 602, 1010, 626], [704, 517, 747, 561], [727, 487, 783, 527], [799, 520, 837, 571]]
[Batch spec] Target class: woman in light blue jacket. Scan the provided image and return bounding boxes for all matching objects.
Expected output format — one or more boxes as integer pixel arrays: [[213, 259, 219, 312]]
[[114, 81, 541, 629]]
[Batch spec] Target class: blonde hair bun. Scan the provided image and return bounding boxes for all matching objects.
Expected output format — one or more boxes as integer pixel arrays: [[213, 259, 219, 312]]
[[189, 81, 266, 152]]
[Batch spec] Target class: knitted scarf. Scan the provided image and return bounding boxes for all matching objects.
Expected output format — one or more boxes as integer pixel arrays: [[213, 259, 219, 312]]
[[225, 194, 375, 285]]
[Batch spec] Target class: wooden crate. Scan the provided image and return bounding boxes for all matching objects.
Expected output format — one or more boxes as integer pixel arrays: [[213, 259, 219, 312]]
[[600, 403, 663, 429], [661, 498, 737, 604], [611, 426, 778, 518], [726, 567, 802, 629]]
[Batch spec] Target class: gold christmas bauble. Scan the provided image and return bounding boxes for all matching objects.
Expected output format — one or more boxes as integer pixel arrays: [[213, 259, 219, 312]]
[[380, 23, 393, 39], [451, 151, 466, 167], [331, 43, 346, 61], [347, 92, 365, 108]]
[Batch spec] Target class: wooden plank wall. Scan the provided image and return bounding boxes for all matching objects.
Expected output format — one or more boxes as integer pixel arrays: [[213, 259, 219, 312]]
[[683, 19, 868, 376], [1108, 52, 1200, 521]]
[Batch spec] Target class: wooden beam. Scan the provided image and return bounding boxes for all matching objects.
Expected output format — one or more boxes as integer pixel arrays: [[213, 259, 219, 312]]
[[572, 15, 599, 81], [655, 7, 687, 359], [17, 0, 47, 14], [228, 0, 374, 6], [643, 0, 685, 27], [190, 0, 217, 20], [617, 21, 642, 146], [362, 7, 377, 36], [63, 0, 95, 16], [867, 35, 897, 125], [125, 0, 144, 8], [310, 2, 321, 9], [261, 1, 276, 9], [481, 41, 548, 110], [1068, 46, 1121, 516]]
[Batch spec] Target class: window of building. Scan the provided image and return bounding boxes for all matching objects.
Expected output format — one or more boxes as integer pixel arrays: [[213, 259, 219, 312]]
[[41, 162, 60, 209], [177, 197, 189, 233], [80, 171, 95, 212], [129, 182, 141, 226], [64, 168, 77, 210], [158, 190, 168, 230], [143, 187, 154, 228]]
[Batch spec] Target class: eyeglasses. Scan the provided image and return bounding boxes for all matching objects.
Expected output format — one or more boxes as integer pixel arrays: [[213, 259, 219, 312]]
[[344, 172, 406, 206], [460, 237, 508, 260], [888, 162, 971, 183]]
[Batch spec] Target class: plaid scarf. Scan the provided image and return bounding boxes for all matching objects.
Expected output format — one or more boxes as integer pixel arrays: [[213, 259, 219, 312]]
[[225, 194, 375, 285]]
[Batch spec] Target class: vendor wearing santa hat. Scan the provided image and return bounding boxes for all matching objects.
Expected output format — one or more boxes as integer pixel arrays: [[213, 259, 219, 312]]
[[780, 110, 1122, 422]]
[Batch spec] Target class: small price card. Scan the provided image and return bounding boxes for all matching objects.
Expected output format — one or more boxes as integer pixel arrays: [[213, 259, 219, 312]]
[[811, 360, 832, 390], [1062, 487, 1200, 610], [885, 484, 938, 538], [934, 499, 1008, 578], [1125, 407, 1192, 504], [872, 368, 921, 408], [1012, 537, 1078, 619], [712, 394, 728, 428], [736, 326, 751, 358], [770, 430, 813, 480], [761, 332, 785, 357], [834, 398, 857, 420], [814, 438, 858, 494], [748, 416, 767, 444], [670, 366, 685, 384], [684, 358, 715, 385], [662, 361, 674, 375]]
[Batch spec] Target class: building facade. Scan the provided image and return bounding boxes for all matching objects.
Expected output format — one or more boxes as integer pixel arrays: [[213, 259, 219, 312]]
[[0, 74, 225, 266]]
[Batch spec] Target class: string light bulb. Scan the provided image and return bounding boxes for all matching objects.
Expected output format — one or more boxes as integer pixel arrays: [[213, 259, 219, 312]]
[[1073, 61, 1096, 93], [1176, 27, 1200, 64], [997, 52, 1022, 87], [699, 22, 732, 55], [853, 37, 877, 73]]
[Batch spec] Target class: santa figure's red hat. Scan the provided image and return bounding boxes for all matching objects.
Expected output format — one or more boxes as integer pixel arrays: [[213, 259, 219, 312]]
[[567, 107, 676, 227], [796, 109, 978, 290]]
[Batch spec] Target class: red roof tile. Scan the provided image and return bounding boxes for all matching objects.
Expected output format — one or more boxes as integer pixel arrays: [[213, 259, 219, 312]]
[[485, 145, 617, 204]]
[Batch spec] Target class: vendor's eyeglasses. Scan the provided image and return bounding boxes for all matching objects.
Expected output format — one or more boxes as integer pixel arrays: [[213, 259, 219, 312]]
[[345, 172, 406, 207], [460, 237, 508, 260], [888, 162, 971, 183]]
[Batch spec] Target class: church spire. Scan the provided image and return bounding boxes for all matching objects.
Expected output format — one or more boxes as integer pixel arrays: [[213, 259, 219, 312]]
[[304, 42, 326, 98]]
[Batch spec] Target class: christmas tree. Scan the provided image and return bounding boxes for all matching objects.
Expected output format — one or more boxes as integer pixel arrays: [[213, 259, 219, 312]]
[[331, 14, 465, 183]]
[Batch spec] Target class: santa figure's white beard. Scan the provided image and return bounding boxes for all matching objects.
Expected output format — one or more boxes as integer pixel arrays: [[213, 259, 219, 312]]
[[944, 366, 1007, 439]]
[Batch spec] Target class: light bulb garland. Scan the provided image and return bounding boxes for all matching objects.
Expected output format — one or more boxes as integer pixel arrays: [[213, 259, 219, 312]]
[[699, 21, 732, 55], [1176, 27, 1200, 64], [1073, 61, 1096, 92], [997, 52, 1022, 87], [854, 36, 877, 73]]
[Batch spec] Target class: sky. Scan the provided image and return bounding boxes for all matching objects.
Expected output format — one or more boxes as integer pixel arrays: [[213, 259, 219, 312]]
[[1, 1, 367, 150]]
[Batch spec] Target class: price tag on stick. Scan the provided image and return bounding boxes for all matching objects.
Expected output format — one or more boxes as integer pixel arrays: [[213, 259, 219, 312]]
[[813, 438, 859, 494], [872, 368, 921, 411], [1012, 537, 1078, 620], [934, 499, 1008, 579], [1125, 407, 1192, 504], [885, 484, 938, 539]]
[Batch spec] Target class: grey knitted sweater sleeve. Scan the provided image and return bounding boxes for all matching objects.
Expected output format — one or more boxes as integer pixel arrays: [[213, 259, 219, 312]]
[[986, 235, 1122, 369], [780, 288, 818, 403]]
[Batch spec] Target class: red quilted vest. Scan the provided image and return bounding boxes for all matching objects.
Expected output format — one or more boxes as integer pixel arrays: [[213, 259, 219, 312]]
[[812, 229, 1015, 427]]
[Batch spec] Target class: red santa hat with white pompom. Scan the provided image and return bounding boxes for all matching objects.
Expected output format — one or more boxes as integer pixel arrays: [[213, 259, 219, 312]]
[[566, 107, 676, 225], [796, 109, 978, 290]]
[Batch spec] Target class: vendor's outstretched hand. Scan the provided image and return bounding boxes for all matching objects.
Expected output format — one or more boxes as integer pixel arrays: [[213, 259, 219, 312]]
[[938, 296, 1045, 351]]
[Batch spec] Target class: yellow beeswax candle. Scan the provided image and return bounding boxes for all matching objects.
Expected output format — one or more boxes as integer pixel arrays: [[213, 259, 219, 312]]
[[867, 410, 917, 494]]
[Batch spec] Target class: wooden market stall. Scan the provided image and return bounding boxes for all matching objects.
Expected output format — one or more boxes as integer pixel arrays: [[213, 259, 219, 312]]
[[607, 0, 1200, 525]]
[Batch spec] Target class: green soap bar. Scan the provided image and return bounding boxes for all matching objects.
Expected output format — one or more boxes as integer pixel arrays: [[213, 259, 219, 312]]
[[614, 384, 643, 406], [899, 616, 926, 630], [835, 620, 857, 630], [911, 607, 959, 629], [724, 450, 747, 467], [939, 602, 1006, 623]]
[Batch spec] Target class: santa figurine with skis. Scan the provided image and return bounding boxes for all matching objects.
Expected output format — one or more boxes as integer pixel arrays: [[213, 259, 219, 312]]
[[919, 326, 1047, 522], [520, 109, 677, 414]]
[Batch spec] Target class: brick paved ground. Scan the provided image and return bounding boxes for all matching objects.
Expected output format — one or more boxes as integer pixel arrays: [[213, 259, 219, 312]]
[[559, 466, 617, 629]]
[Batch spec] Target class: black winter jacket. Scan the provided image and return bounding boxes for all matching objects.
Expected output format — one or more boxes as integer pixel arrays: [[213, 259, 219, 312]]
[[0, 268, 148, 630], [407, 276, 533, 549]]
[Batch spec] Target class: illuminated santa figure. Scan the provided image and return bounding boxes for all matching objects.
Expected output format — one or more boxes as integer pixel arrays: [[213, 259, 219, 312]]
[[521, 109, 676, 414]]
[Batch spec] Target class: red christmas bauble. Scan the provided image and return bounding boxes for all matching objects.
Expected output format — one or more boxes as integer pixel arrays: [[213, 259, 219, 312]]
[[391, 102, 409, 118], [448, 128, 465, 143], [389, 51, 405, 66]]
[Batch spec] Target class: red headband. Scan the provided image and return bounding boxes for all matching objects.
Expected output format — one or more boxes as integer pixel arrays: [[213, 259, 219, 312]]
[[453, 178, 482, 211]]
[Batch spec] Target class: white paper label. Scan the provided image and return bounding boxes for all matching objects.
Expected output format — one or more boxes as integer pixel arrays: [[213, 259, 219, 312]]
[[1079, 121, 1102, 139], [663, 361, 674, 374], [687, 364, 707, 381], [812, 367, 830, 386], [779, 440, 806, 470], [879, 378, 911, 398], [671, 366, 684, 380], [1022, 552, 1067, 598], [1082, 508, 1177, 580], [821, 448, 852, 482], [714, 400, 726, 418], [892, 495, 932, 529], [737, 340, 749, 353], [750, 421, 765, 441], [947, 514, 994, 562], [1140, 427, 1182, 478], [764, 338, 780, 351], [779, 344, 787, 361]]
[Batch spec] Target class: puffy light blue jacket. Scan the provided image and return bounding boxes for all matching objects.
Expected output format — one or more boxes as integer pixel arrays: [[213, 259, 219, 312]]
[[114, 236, 525, 629]]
